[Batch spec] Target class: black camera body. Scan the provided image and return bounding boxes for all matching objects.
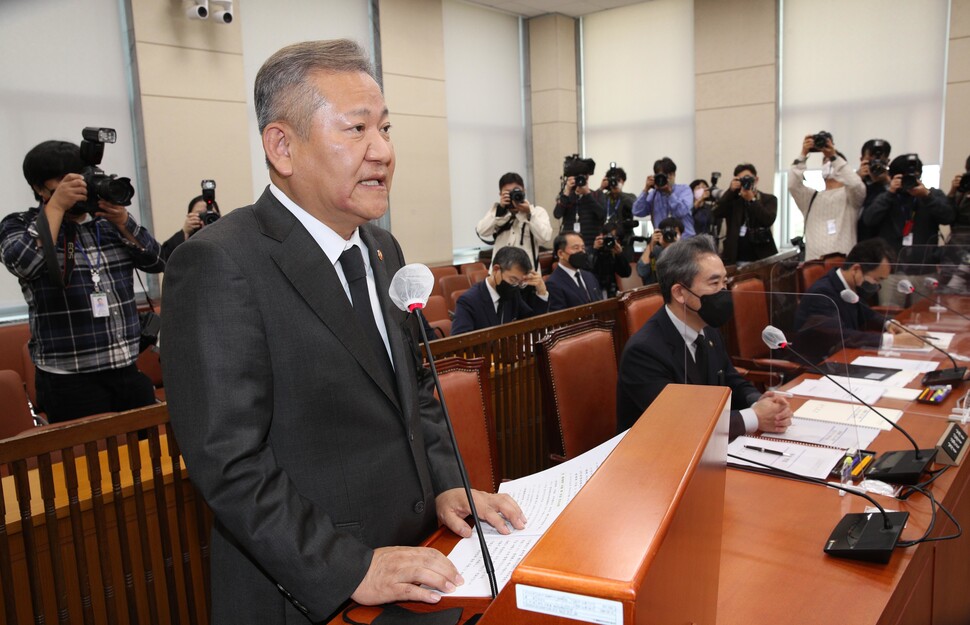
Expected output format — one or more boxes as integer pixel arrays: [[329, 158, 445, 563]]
[[509, 187, 526, 204], [606, 161, 620, 189], [958, 173, 970, 194], [812, 131, 833, 152], [74, 127, 135, 216], [739, 175, 756, 191], [901, 174, 921, 191], [199, 179, 220, 226], [661, 226, 679, 243], [564, 154, 596, 189], [654, 172, 669, 189], [869, 159, 888, 178]]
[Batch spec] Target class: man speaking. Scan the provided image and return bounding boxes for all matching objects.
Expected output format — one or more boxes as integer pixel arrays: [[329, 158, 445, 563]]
[[162, 40, 523, 624]]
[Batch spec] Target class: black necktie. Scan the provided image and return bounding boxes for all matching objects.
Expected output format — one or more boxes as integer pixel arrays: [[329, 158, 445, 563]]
[[694, 334, 709, 385], [496, 299, 506, 324], [575, 272, 590, 302], [338, 246, 395, 384]]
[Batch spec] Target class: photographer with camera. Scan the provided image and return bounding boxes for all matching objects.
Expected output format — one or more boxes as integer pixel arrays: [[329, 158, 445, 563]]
[[161, 190, 221, 261], [946, 155, 970, 243], [0, 136, 163, 423], [590, 224, 633, 299], [596, 164, 638, 254], [856, 139, 892, 241], [636, 217, 683, 285], [632, 157, 695, 238], [788, 131, 865, 260], [554, 156, 605, 250], [713, 163, 778, 265], [476, 172, 552, 268], [689, 178, 721, 242]]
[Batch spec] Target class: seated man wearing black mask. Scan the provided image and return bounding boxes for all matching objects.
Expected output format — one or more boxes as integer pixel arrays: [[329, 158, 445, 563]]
[[616, 235, 792, 440], [793, 238, 923, 361], [547, 232, 603, 311], [451, 245, 548, 335]]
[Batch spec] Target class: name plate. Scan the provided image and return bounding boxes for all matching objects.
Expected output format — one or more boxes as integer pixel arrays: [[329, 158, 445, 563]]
[[936, 423, 968, 466], [516, 584, 623, 625]]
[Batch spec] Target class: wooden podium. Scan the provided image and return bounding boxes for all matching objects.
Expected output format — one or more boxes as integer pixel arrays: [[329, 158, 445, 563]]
[[472, 384, 730, 624]]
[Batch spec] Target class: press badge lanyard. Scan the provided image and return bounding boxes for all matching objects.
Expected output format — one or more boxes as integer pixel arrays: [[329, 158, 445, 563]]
[[74, 223, 110, 318]]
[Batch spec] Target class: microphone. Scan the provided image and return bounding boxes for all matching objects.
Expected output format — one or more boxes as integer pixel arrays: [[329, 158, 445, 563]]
[[389, 264, 499, 599], [837, 290, 966, 385], [762, 326, 937, 485], [898, 279, 970, 322], [727, 452, 908, 563]]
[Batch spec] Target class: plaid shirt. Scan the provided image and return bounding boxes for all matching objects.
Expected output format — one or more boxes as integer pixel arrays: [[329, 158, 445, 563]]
[[0, 207, 164, 373]]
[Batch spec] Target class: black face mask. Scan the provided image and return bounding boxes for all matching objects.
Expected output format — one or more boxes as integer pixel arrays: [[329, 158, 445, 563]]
[[567, 251, 588, 271], [857, 280, 880, 298], [682, 285, 734, 328], [495, 275, 517, 301]]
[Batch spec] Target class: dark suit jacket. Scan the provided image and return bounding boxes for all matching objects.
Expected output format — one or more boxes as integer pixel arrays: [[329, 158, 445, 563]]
[[451, 280, 548, 335], [616, 307, 761, 440], [793, 267, 882, 361], [161, 188, 462, 624], [546, 265, 602, 311]]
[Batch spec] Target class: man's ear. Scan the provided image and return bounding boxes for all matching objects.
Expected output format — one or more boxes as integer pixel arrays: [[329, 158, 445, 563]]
[[671, 283, 687, 305], [262, 122, 296, 178]]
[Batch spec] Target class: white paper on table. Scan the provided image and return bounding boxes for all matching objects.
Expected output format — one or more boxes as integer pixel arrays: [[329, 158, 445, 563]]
[[761, 416, 880, 449], [890, 331, 954, 352], [851, 355, 940, 373], [728, 436, 845, 480], [794, 399, 902, 431], [787, 378, 885, 404], [823, 374, 921, 401], [445, 432, 626, 597]]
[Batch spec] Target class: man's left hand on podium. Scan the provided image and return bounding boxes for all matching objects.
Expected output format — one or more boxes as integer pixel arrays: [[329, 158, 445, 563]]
[[436, 488, 527, 537]]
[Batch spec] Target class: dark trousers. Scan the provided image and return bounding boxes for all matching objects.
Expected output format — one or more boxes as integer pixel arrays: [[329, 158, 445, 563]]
[[36, 364, 157, 424]]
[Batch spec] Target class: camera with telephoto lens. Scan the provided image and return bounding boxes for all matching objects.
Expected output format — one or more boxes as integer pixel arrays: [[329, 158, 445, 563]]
[[563, 154, 596, 189], [199, 179, 220, 226], [661, 226, 679, 243], [958, 173, 970, 194], [811, 130, 833, 152], [739, 175, 756, 191], [73, 127, 135, 216], [654, 172, 669, 189], [509, 187, 525, 204]]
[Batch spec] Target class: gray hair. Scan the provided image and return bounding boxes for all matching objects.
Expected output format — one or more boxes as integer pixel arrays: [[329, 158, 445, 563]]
[[254, 39, 376, 138], [656, 234, 719, 303]]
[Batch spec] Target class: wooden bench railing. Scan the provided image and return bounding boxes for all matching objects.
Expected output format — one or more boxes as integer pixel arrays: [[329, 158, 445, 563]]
[[0, 404, 210, 625]]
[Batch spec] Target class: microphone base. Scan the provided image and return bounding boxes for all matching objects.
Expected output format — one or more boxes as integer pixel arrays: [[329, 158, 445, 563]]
[[921, 367, 967, 387], [866, 449, 937, 485], [824, 511, 909, 564]]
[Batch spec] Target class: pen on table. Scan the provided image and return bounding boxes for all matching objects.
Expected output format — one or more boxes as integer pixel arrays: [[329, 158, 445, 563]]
[[743, 444, 790, 457], [851, 454, 874, 477]]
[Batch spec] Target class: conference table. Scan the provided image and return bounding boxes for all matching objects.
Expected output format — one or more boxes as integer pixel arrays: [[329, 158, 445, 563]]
[[331, 295, 970, 625]]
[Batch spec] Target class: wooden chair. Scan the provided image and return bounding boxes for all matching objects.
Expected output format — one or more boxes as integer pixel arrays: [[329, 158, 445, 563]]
[[433, 357, 500, 492], [536, 320, 618, 463], [618, 288, 664, 342], [0, 369, 36, 439], [467, 268, 488, 285], [439, 274, 471, 311], [449, 289, 469, 312], [0, 322, 31, 382], [728, 277, 801, 380], [429, 265, 459, 298], [423, 295, 449, 323], [616, 263, 644, 293], [429, 319, 452, 339], [459, 262, 486, 275], [537, 251, 554, 275]]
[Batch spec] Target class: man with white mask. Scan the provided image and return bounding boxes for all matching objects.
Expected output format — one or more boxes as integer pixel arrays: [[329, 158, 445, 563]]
[[788, 131, 865, 260]]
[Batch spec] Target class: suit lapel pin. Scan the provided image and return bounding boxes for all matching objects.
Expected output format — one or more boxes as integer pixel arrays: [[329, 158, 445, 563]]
[[377, 249, 383, 262], [708, 340, 714, 348]]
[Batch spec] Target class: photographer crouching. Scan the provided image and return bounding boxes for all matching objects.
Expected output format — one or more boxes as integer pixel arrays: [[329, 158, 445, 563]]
[[636, 218, 683, 285], [0, 131, 163, 423], [590, 224, 633, 299], [161, 179, 221, 261], [713, 163, 778, 265]]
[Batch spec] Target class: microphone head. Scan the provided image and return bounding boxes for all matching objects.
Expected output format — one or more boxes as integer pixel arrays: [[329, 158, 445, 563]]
[[389, 264, 435, 312], [923, 276, 939, 289], [897, 279, 915, 294], [840, 288, 859, 304], [762, 325, 788, 350]]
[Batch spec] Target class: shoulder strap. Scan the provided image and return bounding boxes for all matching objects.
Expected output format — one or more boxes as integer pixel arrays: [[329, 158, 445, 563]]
[[806, 190, 819, 221], [35, 208, 66, 289]]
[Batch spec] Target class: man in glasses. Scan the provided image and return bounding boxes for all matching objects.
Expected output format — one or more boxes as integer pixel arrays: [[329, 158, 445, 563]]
[[451, 245, 548, 334]]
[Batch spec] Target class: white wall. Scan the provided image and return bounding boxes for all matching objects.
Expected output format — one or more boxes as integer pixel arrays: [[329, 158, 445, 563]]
[[443, 0, 527, 250]]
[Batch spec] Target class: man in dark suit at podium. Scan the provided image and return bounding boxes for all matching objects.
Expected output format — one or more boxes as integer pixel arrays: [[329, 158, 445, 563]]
[[451, 246, 548, 334], [616, 235, 792, 440], [547, 232, 604, 311], [162, 39, 524, 625]]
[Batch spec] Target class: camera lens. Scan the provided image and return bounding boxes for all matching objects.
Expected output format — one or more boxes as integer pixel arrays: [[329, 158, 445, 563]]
[[509, 187, 525, 203], [654, 173, 669, 188]]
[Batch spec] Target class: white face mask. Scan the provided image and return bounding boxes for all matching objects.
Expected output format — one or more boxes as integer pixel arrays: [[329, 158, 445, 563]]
[[821, 161, 835, 180]]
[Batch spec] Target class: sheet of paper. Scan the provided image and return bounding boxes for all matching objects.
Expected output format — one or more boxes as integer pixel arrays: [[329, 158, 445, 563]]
[[891, 331, 954, 352], [446, 432, 626, 596], [822, 374, 921, 401], [787, 377, 885, 404], [761, 416, 880, 450], [851, 355, 940, 373], [794, 399, 902, 431], [728, 436, 845, 480]]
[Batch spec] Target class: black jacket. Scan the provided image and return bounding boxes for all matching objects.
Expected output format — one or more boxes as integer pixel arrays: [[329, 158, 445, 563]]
[[712, 189, 778, 265], [451, 280, 548, 335]]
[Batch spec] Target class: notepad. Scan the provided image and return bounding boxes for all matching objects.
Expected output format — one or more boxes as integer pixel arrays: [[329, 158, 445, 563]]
[[728, 436, 846, 480], [794, 399, 902, 431]]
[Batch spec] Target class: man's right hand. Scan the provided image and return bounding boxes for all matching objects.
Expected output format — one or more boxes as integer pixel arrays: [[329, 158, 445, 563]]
[[182, 212, 203, 237], [800, 135, 814, 158], [351, 546, 463, 606], [752, 392, 792, 433], [950, 174, 963, 196], [644, 175, 656, 193], [46, 173, 88, 214], [889, 174, 903, 194], [563, 176, 577, 196]]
